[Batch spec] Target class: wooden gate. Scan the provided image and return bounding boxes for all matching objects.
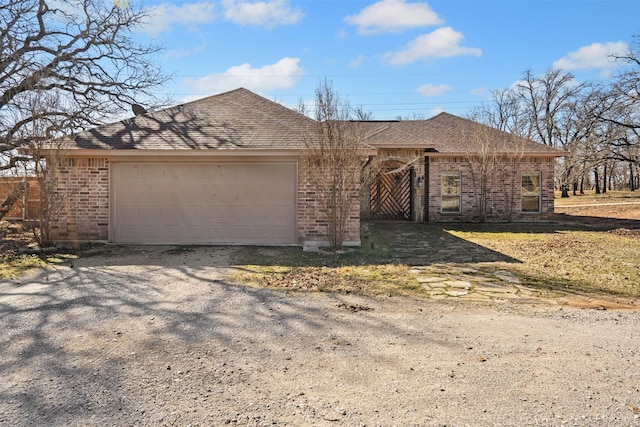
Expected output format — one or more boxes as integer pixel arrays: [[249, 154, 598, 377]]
[[370, 166, 413, 220]]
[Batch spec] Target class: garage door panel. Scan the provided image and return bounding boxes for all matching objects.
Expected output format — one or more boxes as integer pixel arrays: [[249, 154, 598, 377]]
[[225, 205, 294, 222], [112, 162, 297, 244]]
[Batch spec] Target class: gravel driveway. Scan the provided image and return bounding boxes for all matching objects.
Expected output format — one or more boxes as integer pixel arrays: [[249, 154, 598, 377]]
[[1, 245, 639, 426]]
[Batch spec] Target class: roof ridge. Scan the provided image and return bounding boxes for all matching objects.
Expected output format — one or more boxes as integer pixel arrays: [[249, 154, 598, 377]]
[[223, 87, 316, 127]]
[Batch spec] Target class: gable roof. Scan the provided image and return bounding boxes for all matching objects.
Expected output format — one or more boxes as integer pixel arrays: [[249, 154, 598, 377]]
[[65, 88, 316, 151], [61, 88, 563, 157], [356, 113, 563, 156]]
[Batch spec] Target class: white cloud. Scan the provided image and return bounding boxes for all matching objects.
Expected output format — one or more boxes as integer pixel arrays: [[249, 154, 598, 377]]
[[417, 83, 453, 97], [345, 0, 443, 35], [164, 43, 207, 61], [140, 2, 217, 37], [182, 57, 304, 93], [349, 54, 365, 68], [382, 27, 482, 65], [222, 0, 303, 28], [553, 41, 629, 71]]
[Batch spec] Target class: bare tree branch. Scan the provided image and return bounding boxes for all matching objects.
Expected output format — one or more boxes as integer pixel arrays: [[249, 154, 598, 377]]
[[0, 0, 170, 171]]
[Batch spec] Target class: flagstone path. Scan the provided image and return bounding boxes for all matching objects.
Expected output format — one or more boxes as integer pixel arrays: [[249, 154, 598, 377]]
[[373, 222, 553, 304]]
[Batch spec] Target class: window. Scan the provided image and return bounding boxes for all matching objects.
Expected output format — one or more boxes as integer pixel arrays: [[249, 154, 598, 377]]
[[522, 173, 541, 213], [441, 172, 461, 213]]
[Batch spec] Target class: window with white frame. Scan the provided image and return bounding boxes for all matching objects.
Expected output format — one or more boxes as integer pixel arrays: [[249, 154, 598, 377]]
[[522, 173, 541, 213], [441, 172, 461, 213]]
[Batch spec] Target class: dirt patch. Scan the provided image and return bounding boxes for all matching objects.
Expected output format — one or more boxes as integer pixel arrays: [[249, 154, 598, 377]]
[[240, 264, 420, 298], [0, 221, 34, 254], [607, 227, 640, 238], [560, 296, 639, 310]]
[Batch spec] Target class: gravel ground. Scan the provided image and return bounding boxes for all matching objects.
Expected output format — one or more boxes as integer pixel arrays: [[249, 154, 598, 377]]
[[1, 245, 640, 426]]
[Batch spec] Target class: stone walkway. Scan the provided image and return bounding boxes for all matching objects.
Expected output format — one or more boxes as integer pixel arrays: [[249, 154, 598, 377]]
[[409, 265, 546, 303], [372, 222, 553, 304]]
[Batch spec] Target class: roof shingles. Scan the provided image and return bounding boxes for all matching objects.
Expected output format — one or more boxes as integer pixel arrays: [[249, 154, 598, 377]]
[[69, 88, 316, 150], [65, 88, 563, 157]]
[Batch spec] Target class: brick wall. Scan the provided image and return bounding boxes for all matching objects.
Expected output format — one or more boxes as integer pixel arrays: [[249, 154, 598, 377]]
[[427, 156, 555, 222], [297, 158, 361, 246], [51, 157, 109, 243]]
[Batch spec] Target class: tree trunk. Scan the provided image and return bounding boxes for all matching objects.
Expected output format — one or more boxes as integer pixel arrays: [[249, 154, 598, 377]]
[[594, 169, 600, 194], [602, 165, 607, 194], [580, 176, 584, 195], [608, 171, 613, 191], [0, 181, 27, 220]]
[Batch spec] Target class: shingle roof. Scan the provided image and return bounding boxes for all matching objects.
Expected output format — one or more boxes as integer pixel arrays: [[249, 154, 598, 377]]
[[66, 88, 316, 150], [64, 89, 562, 156], [356, 113, 562, 155]]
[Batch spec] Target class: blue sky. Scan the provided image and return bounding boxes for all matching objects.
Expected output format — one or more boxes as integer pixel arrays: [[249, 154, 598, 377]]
[[135, 0, 639, 119]]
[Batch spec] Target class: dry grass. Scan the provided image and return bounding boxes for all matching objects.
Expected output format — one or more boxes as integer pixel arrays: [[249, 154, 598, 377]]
[[0, 220, 76, 279], [234, 264, 423, 298], [554, 189, 640, 206], [234, 195, 640, 303], [441, 191, 640, 301], [0, 253, 49, 279], [555, 190, 640, 220], [448, 228, 640, 299]]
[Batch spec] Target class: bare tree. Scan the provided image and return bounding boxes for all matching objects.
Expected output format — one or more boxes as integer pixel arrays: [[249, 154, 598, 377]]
[[1, 0, 169, 246], [594, 37, 640, 183], [469, 36, 640, 195], [0, 180, 27, 220], [302, 79, 372, 250], [395, 112, 425, 120], [607, 35, 640, 132], [354, 106, 374, 121], [468, 88, 532, 138], [23, 93, 69, 247], [463, 124, 526, 222], [465, 127, 500, 222], [0, 0, 169, 172], [515, 69, 591, 197]]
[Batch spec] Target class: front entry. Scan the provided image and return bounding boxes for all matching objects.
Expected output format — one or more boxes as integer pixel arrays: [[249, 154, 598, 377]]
[[370, 163, 414, 220]]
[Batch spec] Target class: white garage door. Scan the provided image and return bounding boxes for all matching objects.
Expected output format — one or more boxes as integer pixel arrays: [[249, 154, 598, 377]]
[[112, 161, 297, 244]]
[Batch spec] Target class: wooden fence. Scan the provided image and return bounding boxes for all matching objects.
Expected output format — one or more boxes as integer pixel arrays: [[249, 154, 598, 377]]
[[0, 177, 41, 220]]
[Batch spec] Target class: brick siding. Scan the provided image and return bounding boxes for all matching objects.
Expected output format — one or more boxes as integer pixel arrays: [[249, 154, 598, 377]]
[[51, 157, 109, 243], [427, 156, 555, 222], [297, 158, 361, 246]]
